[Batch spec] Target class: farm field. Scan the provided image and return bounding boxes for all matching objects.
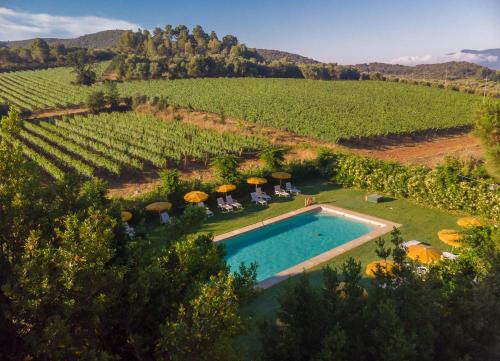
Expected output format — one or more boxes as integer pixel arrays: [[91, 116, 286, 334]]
[[122, 78, 482, 141], [15, 112, 267, 179], [1, 66, 483, 142], [0, 63, 107, 112]]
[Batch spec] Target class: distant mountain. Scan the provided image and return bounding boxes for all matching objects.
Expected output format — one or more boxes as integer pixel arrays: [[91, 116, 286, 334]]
[[255, 49, 320, 64], [0, 30, 126, 49], [458, 49, 500, 70], [355, 61, 496, 80]]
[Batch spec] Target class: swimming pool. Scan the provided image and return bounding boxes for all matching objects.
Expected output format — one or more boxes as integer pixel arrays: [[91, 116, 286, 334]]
[[215, 205, 399, 288]]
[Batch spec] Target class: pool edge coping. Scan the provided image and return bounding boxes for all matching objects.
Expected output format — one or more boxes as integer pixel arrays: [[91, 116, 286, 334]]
[[213, 204, 401, 289]]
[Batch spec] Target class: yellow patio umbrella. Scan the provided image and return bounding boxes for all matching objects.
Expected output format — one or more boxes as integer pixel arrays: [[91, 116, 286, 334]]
[[216, 184, 237, 194], [247, 177, 267, 191], [145, 201, 172, 212], [438, 229, 462, 248], [407, 244, 442, 264], [457, 217, 483, 228], [184, 191, 209, 203], [121, 211, 133, 222], [366, 260, 394, 278], [271, 171, 292, 186], [336, 281, 368, 299]]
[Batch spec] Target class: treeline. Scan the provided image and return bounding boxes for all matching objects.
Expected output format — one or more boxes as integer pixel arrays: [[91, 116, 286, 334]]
[[355, 61, 500, 81], [0, 38, 114, 72], [108, 25, 361, 80]]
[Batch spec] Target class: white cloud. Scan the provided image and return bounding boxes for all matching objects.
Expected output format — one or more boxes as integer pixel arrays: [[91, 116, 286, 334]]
[[0, 7, 140, 41], [389, 51, 498, 66]]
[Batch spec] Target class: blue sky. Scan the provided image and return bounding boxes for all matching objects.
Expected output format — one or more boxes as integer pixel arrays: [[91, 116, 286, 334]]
[[0, 0, 498, 64]]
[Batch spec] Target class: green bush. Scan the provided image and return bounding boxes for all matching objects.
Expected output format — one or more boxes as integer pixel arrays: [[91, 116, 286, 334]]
[[330, 154, 499, 220]]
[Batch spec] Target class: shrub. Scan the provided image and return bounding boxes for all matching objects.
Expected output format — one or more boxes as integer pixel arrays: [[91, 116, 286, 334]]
[[86, 91, 106, 113]]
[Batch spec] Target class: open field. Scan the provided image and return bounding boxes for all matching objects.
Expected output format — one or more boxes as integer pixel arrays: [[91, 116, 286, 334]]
[[16, 112, 267, 179]]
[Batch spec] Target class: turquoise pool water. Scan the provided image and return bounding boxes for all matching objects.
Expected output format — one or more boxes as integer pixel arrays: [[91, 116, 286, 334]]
[[223, 210, 375, 282]]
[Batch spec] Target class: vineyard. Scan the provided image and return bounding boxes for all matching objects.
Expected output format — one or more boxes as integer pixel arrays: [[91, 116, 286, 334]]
[[15, 112, 267, 179], [116, 78, 483, 142], [0, 66, 484, 142], [0, 64, 107, 112]]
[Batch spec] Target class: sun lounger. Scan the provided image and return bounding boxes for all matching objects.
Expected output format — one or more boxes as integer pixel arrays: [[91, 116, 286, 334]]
[[401, 240, 422, 249], [285, 182, 301, 195], [251, 192, 267, 205], [197, 202, 214, 217], [274, 185, 290, 197], [256, 187, 271, 200], [442, 251, 458, 260], [160, 212, 171, 224], [226, 195, 243, 209], [217, 197, 233, 212]]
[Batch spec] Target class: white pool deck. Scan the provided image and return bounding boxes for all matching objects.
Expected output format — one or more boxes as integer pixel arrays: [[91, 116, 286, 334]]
[[214, 204, 401, 289]]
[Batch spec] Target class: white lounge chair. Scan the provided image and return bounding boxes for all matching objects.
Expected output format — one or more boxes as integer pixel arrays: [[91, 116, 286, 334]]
[[274, 185, 290, 197], [160, 212, 171, 224], [256, 187, 271, 200], [400, 240, 422, 249], [285, 182, 301, 195], [251, 192, 267, 205], [442, 251, 458, 260], [217, 197, 233, 212], [197, 202, 214, 217], [226, 195, 243, 209]]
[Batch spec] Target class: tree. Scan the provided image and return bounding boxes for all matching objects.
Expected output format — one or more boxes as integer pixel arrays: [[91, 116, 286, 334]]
[[104, 81, 120, 110], [210, 154, 241, 183], [259, 147, 287, 171], [86, 90, 106, 113], [474, 101, 500, 181], [30, 38, 50, 63], [67, 49, 96, 85]]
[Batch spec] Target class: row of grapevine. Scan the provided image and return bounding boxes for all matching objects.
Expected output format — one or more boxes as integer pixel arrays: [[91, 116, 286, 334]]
[[19, 129, 95, 177], [13, 111, 267, 180], [24, 122, 121, 174]]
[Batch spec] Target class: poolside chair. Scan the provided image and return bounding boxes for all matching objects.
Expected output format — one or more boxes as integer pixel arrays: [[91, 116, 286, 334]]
[[256, 187, 271, 200], [285, 182, 301, 195], [197, 202, 214, 217], [122, 222, 135, 238], [160, 212, 171, 224], [274, 185, 290, 197], [251, 192, 267, 205], [217, 197, 233, 212], [226, 195, 243, 209], [400, 240, 422, 249], [442, 251, 459, 260]]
